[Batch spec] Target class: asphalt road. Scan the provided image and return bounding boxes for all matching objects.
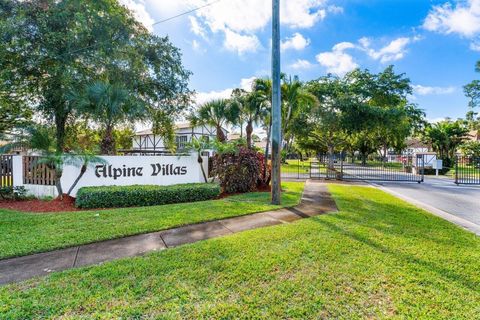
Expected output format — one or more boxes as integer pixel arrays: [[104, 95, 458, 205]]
[[374, 176, 480, 228]]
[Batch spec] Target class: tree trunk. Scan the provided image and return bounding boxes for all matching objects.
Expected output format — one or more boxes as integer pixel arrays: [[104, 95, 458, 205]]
[[263, 123, 272, 180], [55, 167, 63, 200], [67, 164, 87, 196], [246, 121, 253, 149], [216, 125, 226, 142], [55, 114, 67, 153], [327, 145, 335, 170], [101, 126, 115, 155], [197, 154, 208, 183]]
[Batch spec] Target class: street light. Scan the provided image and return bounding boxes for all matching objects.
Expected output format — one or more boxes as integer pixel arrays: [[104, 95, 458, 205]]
[[271, 0, 282, 205]]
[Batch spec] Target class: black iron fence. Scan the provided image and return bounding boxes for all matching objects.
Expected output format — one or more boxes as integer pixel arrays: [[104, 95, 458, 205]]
[[282, 153, 424, 183], [455, 156, 480, 185]]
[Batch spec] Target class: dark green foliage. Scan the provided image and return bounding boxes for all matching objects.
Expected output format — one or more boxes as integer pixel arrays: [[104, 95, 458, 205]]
[[213, 147, 268, 194], [0, 186, 27, 200], [75, 183, 221, 209]]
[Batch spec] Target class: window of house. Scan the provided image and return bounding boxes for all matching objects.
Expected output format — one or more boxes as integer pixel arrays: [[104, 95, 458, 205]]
[[176, 135, 188, 150]]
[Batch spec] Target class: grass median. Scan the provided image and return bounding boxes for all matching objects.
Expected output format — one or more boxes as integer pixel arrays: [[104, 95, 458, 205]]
[[0, 182, 304, 260], [1, 184, 479, 318]]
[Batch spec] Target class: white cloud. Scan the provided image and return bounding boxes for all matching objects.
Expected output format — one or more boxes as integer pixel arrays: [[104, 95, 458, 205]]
[[470, 41, 480, 51], [281, 33, 310, 51], [413, 85, 456, 95], [189, 16, 207, 38], [195, 77, 257, 105], [290, 59, 315, 70], [240, 77, 257, 91], [119, 0, 155, 32], [424, 0, 480, 37], [150, 0, 339, 55], [195, 89, 233, 105], [327, 5, 344, 14], [316, 42, 358, 76], [360, 37, 412, 63], [223, 29, 261, 54]]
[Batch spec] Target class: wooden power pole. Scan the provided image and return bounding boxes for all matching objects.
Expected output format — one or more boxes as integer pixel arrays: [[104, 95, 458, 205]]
[[271, 0, 282, 205]]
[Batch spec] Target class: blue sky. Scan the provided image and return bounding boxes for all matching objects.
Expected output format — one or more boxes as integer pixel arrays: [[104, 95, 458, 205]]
[[121, 0, 480, 122]]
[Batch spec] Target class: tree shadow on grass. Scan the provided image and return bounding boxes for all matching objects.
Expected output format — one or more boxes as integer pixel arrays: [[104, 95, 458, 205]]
[[310, 217, 479, 293]]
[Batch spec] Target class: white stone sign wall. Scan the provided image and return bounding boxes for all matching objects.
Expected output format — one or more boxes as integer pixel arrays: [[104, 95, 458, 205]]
[[13, 155, 208, 198]]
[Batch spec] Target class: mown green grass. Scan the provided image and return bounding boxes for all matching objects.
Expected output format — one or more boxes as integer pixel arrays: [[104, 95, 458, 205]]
[[0, 182, 304, 260], [1, 185, 479, 319]]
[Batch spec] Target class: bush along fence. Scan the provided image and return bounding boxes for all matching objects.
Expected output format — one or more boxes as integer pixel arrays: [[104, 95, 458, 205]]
[[5, 154, 209, 198], [76, 183, 221, 209]]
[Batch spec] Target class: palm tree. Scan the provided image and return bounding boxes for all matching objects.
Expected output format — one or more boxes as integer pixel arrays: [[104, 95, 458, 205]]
[[243, 91, 268, 148], [65, 150, 106, 196], [281, 75, 318, 152], [75, 81, 146, 155], [190, 99, 239, 142], [184, 137, 213, 183], [1, 126, 105, 199]]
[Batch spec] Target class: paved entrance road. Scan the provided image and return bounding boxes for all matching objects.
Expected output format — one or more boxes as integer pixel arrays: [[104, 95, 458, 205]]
[[374, 177, 480, 231]]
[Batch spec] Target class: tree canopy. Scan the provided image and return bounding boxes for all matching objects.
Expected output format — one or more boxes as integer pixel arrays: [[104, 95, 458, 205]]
[[0, 0, 191, 152]]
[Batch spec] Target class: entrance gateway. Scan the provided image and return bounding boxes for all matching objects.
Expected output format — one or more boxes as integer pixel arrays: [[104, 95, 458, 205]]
[[281, 153, 426, 183]]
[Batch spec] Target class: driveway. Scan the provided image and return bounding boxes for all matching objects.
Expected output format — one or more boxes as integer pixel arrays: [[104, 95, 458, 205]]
[[373, 176, 480, 235]]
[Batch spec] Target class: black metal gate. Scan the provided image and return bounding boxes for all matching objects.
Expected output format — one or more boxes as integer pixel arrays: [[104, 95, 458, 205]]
[[455, 156, 480, 185], [282, 153, 424, 183], [0, 155, 14, 187]]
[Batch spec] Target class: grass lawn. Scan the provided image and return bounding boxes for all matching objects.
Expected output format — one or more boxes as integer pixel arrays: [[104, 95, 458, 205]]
[[0, 182, 304, 260], [1, 185, 479, 319]]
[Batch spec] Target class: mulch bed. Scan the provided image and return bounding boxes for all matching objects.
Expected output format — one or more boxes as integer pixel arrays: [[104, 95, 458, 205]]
[[0, 195, 80, 213], [0, 188, 272, 213]]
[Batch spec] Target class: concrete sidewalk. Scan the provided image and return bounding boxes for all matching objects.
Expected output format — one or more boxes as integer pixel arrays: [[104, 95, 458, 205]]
[[0, 180, 337, 285]]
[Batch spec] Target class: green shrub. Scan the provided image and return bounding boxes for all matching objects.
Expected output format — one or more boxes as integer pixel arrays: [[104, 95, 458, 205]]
[[75, 183, 221, 209], [0, 186, 27, 200], [212, 147, 269, 194]]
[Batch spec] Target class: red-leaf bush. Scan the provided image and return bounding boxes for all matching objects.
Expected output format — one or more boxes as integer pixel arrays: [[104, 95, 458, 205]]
[[213, 147, 270, 194]]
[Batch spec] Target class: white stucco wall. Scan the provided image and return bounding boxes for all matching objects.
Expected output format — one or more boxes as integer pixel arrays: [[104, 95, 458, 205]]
[[13, 154, 208, 198]]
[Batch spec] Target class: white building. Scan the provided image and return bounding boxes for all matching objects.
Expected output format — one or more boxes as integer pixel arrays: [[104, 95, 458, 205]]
[[131, 123, 226, 154]]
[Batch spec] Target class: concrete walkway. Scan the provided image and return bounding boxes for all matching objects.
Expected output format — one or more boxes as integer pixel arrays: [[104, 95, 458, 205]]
[[0, 180, 337, 285]]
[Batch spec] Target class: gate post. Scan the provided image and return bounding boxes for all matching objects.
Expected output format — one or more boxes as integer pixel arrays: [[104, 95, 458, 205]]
[[340, 153, 344, 181], [455, 156, 459, 185]]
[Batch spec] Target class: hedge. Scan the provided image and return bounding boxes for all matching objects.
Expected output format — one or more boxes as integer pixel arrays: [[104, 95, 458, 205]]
[[75, 183, 221, 209]]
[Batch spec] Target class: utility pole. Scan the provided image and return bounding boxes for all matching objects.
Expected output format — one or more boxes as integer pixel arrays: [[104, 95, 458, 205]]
[[271, 0, 282, 205]]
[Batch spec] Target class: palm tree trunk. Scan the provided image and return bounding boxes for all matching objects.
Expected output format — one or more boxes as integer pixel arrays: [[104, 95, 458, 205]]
[[197, 154, 208, 183], [246, 121, 253, 149], [67, 165, 87, 196], [55, 168, 63, 200], [263, 123, 272, 179], [216, 125, 226, 142], [101, 126, 115, 155]]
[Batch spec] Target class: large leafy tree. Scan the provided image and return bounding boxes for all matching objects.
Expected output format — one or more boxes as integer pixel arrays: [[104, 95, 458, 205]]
[[346, 66, 424, 159], [0, 97, 32, 138], [464, 61, 480, 130], [0, 0, 191, 153], [299, 75, 361, 167]]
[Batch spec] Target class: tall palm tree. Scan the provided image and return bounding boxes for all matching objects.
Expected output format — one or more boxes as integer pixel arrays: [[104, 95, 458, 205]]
[[76, 81, 146, 155], [243, 91, 268, 148], [281, 75, 318, 152], [190, 99, 239, 142]]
